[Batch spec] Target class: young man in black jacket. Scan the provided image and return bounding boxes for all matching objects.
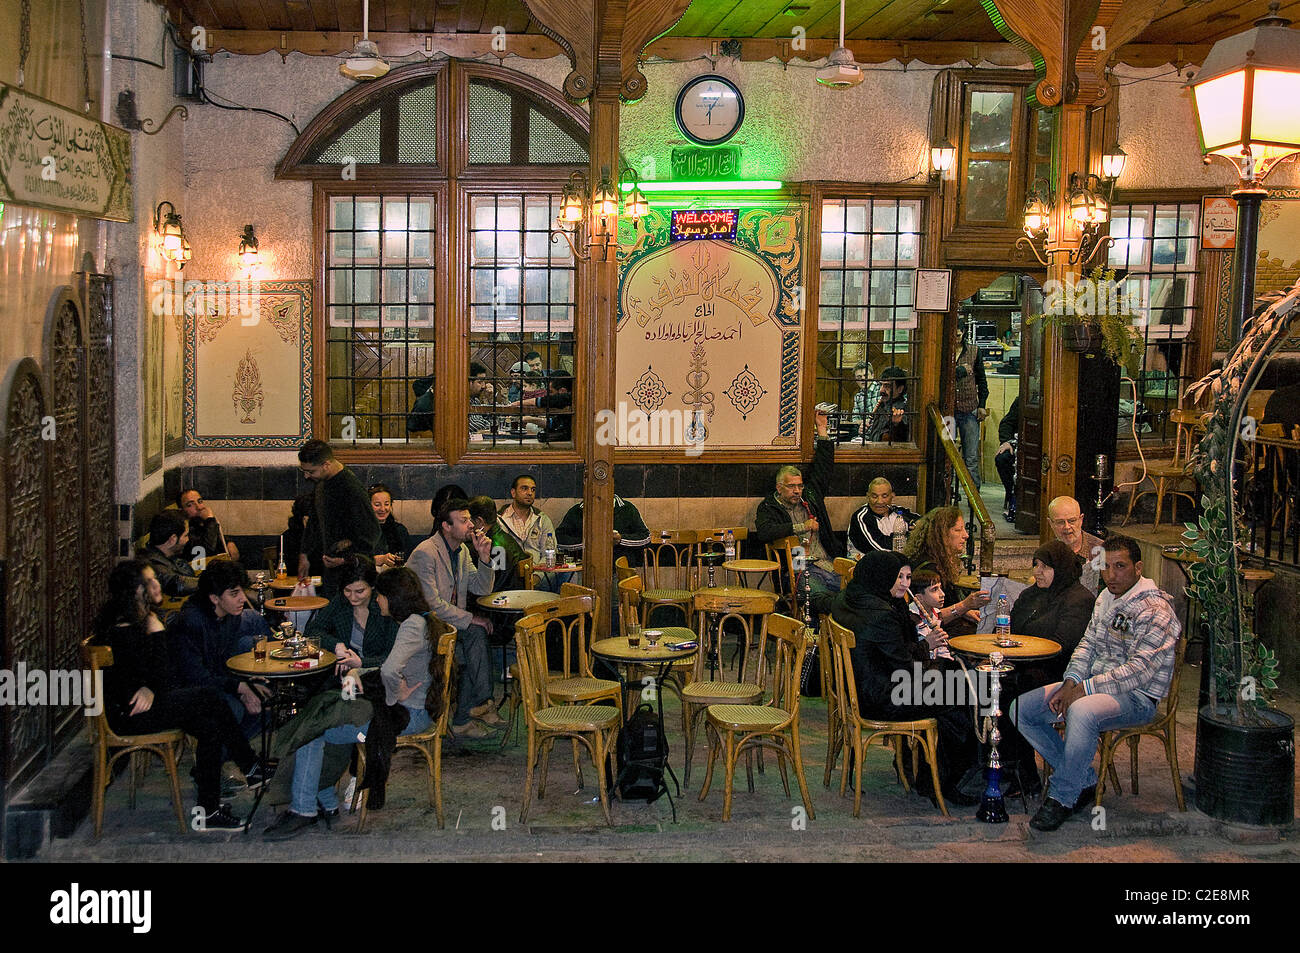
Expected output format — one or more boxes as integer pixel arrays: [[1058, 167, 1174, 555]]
[[142, 511, 199, 597], [995, 396, 1020, 520], [297, 439, 382, 598]]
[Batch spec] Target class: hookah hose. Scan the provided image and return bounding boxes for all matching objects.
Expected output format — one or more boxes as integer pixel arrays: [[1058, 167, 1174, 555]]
[[903, 589, 989, 742]]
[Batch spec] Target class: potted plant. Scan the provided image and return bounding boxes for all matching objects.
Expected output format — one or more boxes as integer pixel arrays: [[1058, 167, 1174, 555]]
[[1027, 265, 1141, 368], [1184, 279, 1299, 826]]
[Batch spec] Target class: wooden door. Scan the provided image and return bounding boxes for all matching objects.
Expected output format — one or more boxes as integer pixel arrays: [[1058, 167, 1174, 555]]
[[1016, 280, 1045, 534]]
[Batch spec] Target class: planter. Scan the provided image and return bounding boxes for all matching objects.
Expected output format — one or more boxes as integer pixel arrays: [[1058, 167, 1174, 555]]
[[1194, 705, 1295, 826], [1060, 321, 1102, 353]]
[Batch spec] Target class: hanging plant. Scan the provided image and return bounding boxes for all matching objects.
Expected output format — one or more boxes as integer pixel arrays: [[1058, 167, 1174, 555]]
[[1027, 265, 1142, 369]]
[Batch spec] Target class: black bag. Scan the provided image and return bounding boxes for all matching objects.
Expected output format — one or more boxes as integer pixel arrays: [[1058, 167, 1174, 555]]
[[616, 704, 668, 802]]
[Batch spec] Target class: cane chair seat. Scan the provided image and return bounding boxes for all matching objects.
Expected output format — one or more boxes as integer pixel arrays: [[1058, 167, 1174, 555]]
[[534, 704, 620, 730], [708, 704, 789, 729], [681, 681, 765, 703], [642, 588, 694, 603], [548, 676, 623, 702]]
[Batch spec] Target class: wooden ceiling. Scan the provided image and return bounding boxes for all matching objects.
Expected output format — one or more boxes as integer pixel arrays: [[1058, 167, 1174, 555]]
[[164, 0, 1300, 62]]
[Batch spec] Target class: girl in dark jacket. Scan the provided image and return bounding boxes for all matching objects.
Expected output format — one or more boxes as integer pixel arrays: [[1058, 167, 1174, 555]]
[[831, 550, 978, 807], [94, 559, 267, 832], [304, 561, 398, 671]]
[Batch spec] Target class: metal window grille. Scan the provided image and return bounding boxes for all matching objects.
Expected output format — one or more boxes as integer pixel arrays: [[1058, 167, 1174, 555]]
[[397, 85, 438, 163], [1107, 201, 1200, 444], [467, 192, 575, 449], [326, 194, 437, 445], [817, 197, 923, 445], [314, 107, 382, 163], [468, 82, 513, 163]]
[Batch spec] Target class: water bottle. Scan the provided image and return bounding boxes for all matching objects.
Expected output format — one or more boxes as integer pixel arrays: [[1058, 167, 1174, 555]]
[[544, 532, 556, 568], [891, 521, 907, 552], [995, 594, 1011, 637], [724, 529, 736, 561]]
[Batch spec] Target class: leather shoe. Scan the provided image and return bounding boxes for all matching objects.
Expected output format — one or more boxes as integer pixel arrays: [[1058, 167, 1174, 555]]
[[1029, 796, 1072, 832], [1072, 785, 1097, 813]]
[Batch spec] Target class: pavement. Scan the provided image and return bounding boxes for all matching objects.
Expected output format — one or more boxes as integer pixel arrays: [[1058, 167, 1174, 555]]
[[34, 661, 1300, 863]]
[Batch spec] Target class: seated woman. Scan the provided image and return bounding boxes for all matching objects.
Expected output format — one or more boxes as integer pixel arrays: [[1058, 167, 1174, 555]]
[[304, 561, 398, 670], [263, 568, 439, 840], [999, 539, 1097, 798], [903, 506, 991, 637], [369, 483, 413, 569], [94, 560, 267, 833], [831, 550, 978, 807]]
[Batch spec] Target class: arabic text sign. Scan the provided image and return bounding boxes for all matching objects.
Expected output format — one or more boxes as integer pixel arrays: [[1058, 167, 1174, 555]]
[[0, 82, 133, 222], [670, 146, 742, 180], [1201, 195, 1237, 250], [671, 208, 739, 242]]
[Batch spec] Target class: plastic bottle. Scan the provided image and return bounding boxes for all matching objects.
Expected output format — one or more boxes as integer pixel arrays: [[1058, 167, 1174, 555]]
[[544, 532, 556, 568], [891, 527, 907, 552], [995, 594, 1011, 637], [724, 528, 736, 561]]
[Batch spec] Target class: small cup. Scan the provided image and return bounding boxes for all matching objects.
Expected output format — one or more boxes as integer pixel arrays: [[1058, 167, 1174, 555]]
[[627, 618, 642, 648], [305, 636, 321, 659], [253, 638, 268, 663]]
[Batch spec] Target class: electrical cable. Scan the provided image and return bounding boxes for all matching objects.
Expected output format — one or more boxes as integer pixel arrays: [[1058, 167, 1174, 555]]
[[198, 83, 301, 136]]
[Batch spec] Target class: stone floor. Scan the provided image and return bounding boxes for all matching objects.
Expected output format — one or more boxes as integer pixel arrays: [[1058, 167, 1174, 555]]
[[35, 662, 1300, 863]]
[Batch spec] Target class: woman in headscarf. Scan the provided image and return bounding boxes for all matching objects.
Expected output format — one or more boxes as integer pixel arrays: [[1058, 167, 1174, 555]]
[[831, 550, 978, 807], [999, 539, 1097, 798]]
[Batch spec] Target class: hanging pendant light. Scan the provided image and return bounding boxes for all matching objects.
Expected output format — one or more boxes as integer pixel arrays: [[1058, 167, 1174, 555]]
[[817, 0, 864, 89], [340, 0, 391, 81]]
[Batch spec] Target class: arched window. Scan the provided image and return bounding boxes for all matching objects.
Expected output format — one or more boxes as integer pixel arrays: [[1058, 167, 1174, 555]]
[[278, 61, 589, 463]]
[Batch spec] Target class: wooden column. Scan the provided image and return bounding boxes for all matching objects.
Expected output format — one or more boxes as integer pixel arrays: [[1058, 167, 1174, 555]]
[[523, 0, 690, 633]]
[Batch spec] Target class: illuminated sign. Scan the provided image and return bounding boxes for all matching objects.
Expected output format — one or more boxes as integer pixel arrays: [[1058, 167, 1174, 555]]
[[670, 146, 742, 180], [670, 208, 739, 242]]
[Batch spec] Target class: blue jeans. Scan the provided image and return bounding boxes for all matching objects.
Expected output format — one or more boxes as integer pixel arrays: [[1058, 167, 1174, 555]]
[[288, 706, 433, 816], [453, 624, 492, 726], [955, 411, 982, 487], [1009, 682, 1157, 808]]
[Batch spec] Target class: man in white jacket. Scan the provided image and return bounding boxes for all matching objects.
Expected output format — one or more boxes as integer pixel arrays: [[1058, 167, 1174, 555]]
[[1010, 534, 1179, 831], [407, 497, 499, 739]]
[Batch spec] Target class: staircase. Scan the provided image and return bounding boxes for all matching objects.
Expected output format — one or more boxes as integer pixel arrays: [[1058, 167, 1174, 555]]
[[987, 534, 1040, 578]]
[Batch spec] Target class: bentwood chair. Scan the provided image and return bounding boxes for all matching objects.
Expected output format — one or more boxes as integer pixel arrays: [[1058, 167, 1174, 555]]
[[514, 612, 620, 825], [699, 613, 815, 821], [819, 611, 845, 788], [353, 619, 458, 831], [1095, 637, 1187, 812], [680, 590, 775, 786], [641, 529, 699, 627], [81, 637, 188, 838], [1123, 408, 1201, 526], [824, 618, 949, 817], [764, 535, 802, 611], [692, 526, 750, 589], [615, 556, 639, 586]]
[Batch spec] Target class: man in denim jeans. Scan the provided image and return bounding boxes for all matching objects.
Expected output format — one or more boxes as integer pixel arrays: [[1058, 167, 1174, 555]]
[[1010, 534, 1179, 832]]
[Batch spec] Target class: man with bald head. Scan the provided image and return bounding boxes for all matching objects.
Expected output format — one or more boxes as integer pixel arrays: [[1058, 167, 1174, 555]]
[[847, 478, 919, 556], [1048, 496, 1104, 595]]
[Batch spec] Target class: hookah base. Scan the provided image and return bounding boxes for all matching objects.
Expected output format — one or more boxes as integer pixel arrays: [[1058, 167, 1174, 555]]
[[976, 793, 1009, 823]]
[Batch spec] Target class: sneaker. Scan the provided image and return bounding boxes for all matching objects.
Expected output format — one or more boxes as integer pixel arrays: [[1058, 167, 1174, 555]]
[[452, 721, 492, 740], [243, 759, 275, 791], [193, 770, 244, 800], [196, 804, 246, 833], [263, 809, 318, 841]]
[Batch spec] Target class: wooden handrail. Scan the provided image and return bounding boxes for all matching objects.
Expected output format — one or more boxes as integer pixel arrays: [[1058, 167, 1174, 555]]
[[926, 402, 996, 573]]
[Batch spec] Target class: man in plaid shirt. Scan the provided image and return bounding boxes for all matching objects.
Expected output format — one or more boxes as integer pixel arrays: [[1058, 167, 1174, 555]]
[[1010, 534, 1180, 831]]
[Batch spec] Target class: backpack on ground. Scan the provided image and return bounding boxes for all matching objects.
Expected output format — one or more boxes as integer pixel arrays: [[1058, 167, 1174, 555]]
[[616, 703, 668, 803]]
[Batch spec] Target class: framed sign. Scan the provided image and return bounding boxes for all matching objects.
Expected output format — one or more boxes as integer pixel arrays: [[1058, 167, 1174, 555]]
[[915, 268, 952, 312], [1202, 195, 1237, 250], [0, 82, 132, 221]]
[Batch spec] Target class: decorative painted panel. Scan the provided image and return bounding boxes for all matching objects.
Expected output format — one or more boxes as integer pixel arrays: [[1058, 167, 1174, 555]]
[[82, 271, 115, 616]]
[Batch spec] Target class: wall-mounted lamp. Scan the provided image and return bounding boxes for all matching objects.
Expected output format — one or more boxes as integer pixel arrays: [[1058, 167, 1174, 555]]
[[929, 138, 956, 180], [550, 165, 646, 262], [1017, 164, 1121, 268], [238, 224, 260, 275], [1100, 144, 1127, 181], [153, 201, 191, 269]]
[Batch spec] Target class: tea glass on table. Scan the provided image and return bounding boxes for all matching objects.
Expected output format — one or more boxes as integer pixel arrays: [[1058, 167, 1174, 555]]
[[627, 617, 642, 648], [305, 636, 321, 659], [253, 638, 268, 663]]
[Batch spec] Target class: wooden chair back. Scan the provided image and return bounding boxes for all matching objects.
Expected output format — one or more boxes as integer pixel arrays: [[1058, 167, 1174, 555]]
[[644, 529, 698, 590], [763, 613, 809, 717], [833, 556, 857, 590], [1169, 408, 1202, 468], [691, 527, 749, 588], [262, 545, 281, 571], [425, 616, 458, 735], [617, 576, 643, 638], [691, 590, 777, 687], [522, 593, 599, 679], [513, 612, 554, 720], [615, 556, 638, 584], [83, 639, 117, 746], [764, 535, 802, 606], [825, 617, 861, 725], [516, 556, 534, 590]]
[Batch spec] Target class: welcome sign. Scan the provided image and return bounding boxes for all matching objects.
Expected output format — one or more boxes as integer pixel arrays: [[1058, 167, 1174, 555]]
[[0, 82, 132, 221]]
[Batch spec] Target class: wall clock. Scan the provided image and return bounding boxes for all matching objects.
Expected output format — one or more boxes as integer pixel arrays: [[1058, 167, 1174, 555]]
[[675, 74, 744, 146]]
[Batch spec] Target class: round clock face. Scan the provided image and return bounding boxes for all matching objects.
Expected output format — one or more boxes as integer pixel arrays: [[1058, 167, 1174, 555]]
[[675, 75, 744, 146]]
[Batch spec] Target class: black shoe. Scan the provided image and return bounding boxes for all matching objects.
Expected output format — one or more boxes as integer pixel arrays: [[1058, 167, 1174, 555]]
[[1029, 797, 1072, 831], [263, 810, 318, 841], [195, 804, 246, 833], [193, 770, 244, 800], [1072, 785, 1097, 813], [243, 759, 274, 791]]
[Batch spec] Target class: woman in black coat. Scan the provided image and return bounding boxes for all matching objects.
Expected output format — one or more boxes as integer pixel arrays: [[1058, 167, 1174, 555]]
[[1001, 539, 1096, 796], [830, 550, 978, 807]]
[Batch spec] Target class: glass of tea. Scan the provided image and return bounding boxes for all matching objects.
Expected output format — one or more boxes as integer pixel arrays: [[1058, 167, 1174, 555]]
[[627, 617, 642, 648], [253, 638, 268, 663]]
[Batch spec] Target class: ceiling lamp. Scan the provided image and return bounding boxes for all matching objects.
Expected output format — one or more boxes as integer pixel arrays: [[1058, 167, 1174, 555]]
[[340, 0, 390, 81], [817, 0, 863, 89]]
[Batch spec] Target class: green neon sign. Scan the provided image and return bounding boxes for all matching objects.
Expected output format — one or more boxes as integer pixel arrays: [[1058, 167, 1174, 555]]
[[621, 179, 784, 193]]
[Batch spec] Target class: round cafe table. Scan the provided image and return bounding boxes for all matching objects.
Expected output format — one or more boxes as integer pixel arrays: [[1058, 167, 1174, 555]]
[[947, 633, 1062, 662], [265, 595, 330, 612], [722, 558, 780, 589], [226, 644, 337, 828], [592, 630, 698, 818], [269, 576, 299, 592]]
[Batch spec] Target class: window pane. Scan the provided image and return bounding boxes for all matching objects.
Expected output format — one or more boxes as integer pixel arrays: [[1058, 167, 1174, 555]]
[[969, 91, 1014, 153], [527, 109, 588, 163], [468, 82, 513, 163], [396, 85, 437, 163], [965, 160, 1010, 221]]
